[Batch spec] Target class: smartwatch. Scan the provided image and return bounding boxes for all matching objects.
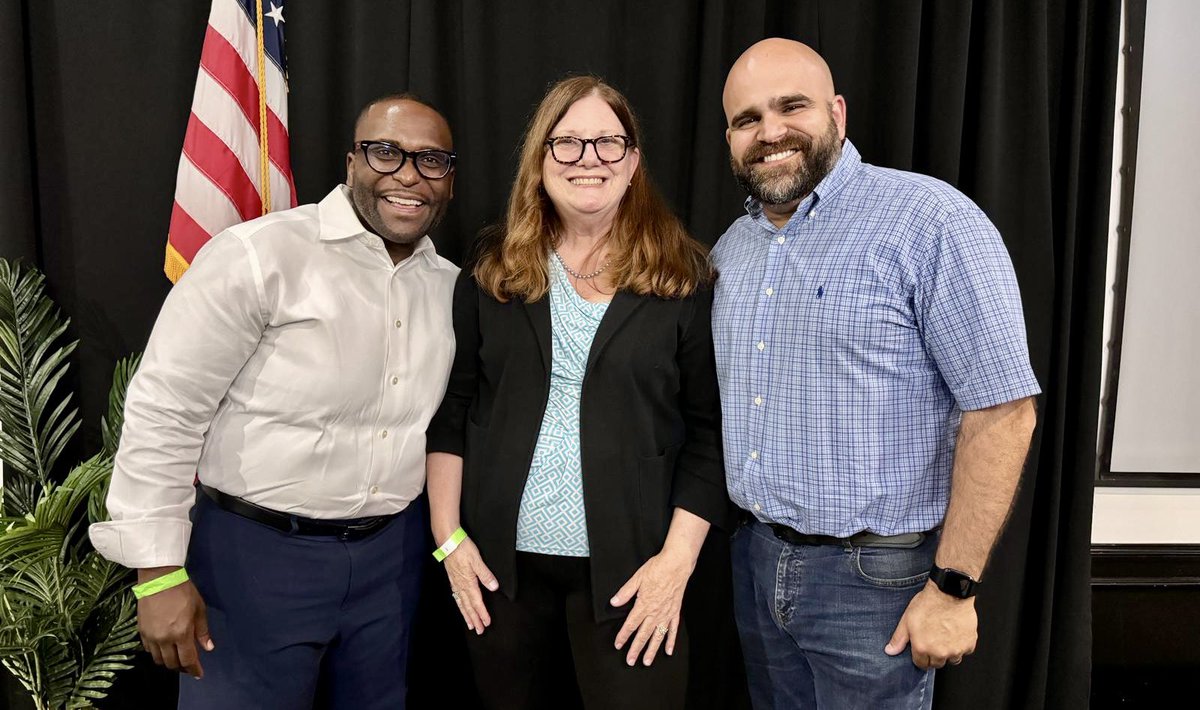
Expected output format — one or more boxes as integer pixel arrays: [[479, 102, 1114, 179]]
[[928, 564, 979, 599]]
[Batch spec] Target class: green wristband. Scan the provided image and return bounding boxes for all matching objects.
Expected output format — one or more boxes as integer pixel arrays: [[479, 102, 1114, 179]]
[[132, 568, 190, 599], [433, 527, 468, 562]]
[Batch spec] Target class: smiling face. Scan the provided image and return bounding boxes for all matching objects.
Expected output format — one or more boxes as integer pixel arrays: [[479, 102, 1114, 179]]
[[723, 39, 846, 219], [541, 92, 640, 232], [345, 99, 454, 249]]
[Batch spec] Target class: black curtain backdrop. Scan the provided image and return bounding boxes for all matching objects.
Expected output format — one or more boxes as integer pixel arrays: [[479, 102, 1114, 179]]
[[0, 1, 1118, 708]]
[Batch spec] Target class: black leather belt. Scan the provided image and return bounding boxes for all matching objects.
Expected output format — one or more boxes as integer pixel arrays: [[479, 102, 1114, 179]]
[[766, 522, 929, 549], [199, 483, 397, 541]]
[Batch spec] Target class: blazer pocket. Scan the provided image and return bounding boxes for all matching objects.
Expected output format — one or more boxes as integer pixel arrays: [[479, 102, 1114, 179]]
[[637, 443, 683, 547]]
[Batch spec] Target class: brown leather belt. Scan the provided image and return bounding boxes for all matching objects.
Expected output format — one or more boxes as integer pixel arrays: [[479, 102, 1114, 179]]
[[199, 483, 397, 541]]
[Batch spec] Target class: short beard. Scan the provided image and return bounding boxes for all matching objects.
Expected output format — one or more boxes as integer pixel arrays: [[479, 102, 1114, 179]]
[[349, 181, 446, 245], [731, 116, 842, 206]]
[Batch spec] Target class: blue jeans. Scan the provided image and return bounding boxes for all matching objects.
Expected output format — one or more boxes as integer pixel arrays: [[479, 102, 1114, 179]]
[[731, 518, 936, 710]]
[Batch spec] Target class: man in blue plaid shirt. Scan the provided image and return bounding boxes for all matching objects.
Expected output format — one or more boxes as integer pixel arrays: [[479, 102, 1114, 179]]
[[712, 39, 1041, 709]]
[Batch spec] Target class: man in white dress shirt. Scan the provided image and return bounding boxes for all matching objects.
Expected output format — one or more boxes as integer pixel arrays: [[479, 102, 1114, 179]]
[[89, 95, 460, 709]]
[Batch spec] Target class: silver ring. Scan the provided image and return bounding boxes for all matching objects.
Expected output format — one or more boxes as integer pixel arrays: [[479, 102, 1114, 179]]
[[654, 624, 669, 638], [451, 590, 461, 602]]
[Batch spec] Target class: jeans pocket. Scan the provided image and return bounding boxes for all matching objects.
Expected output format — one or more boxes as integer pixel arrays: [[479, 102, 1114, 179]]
[[851, 544, 934, 589]]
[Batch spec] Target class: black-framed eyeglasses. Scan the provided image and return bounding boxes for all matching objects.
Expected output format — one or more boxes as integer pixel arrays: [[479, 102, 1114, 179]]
[[356, 141, 457, 179], [544, 135, 633, 165]]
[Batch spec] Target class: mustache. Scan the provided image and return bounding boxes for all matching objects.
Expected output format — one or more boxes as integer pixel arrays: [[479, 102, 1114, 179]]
[[741, 133, 814, 165]]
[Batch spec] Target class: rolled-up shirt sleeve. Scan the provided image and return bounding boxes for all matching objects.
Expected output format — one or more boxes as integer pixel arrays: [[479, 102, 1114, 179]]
[[88, 232, 267, 568]]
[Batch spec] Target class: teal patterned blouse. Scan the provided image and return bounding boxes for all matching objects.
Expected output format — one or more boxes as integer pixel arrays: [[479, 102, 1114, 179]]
[[515, 256, 609, 557]]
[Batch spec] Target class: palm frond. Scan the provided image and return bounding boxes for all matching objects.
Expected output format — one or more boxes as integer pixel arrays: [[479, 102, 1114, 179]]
[[0, 563, 76, 710], [0, 455, 113, 579], [0, 655, 38, 707], [33, 454, 112, 531], [0, 260, 81, 518], [69, 586, 138, 708], [0, 525, 65, 573], [3, 558, 66, 622], [39, 634, 79, 710], [63, 555, 128, 631], [90, 353, 141, 524], [0, 475, 38, 519], [0, 259, 141, 708], [101, 354, 141, 458]]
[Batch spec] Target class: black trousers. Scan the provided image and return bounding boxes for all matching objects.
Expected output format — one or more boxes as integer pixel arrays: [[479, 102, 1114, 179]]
[[466, 552, 688, 710]]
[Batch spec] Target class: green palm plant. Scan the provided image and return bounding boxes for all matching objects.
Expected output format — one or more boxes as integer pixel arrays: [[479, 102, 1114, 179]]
[[0, 258, 141, 709]]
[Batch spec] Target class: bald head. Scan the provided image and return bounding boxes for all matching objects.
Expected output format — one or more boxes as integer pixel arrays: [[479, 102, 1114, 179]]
[[723, 39, 836, 122], [353, 95, 451, 147]]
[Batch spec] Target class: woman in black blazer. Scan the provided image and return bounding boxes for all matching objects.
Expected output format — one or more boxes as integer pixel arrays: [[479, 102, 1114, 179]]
[[425, 76, 729, 710]]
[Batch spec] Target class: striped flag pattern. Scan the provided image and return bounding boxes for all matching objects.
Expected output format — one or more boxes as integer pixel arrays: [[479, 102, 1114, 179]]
[[165, 0, 297, 283]]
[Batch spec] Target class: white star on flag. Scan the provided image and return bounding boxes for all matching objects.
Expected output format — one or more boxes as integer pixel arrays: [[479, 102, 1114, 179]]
[[265, 2, 285, 26]]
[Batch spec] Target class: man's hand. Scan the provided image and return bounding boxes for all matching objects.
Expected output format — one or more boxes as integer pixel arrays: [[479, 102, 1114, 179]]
[[884, 581, 977, 669], [137, 566, 214, 678]]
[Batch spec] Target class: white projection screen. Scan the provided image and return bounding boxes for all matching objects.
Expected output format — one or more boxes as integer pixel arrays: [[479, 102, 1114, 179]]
[[1108, 0, 1200, 474]]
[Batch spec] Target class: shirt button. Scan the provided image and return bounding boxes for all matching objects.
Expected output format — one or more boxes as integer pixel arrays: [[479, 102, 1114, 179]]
[[808, 209, 817, 218], [775, 236, 785, 244], [754, 503, 762, 512], [765, 287, 774, 296], [394, 319, 403, 328], [380, 430, 388, 439], [391, 376, 399, 385], [370, 485, 380, 495], [750, 450, 759, 460], [754, 396, 763, 406], [756, 341, 765, 351]]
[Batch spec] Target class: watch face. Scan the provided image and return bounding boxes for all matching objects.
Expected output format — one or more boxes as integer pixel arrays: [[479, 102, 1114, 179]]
[[933, 565, 978, 598], [952, 575, 973, 596]]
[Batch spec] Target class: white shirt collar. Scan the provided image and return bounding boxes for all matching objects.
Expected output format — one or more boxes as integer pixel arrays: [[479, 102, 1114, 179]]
[[319, 185, 441, 267]]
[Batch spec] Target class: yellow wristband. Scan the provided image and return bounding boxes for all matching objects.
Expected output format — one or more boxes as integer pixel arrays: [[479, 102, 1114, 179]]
[[433, 527, 468, 562], [132, 568, 189, 599]]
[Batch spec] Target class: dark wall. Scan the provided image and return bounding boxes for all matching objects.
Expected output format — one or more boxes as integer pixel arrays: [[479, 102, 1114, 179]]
[[1, 1, 1123, 708], [1091, 546, 1200, 707]]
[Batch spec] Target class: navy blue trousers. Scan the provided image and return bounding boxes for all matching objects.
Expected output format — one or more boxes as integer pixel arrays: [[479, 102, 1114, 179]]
[[179, 492, 426, 710]]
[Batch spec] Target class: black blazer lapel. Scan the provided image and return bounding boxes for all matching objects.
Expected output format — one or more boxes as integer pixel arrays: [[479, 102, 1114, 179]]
[[520, 296, 553, 373], [586, 290, 645, 373]]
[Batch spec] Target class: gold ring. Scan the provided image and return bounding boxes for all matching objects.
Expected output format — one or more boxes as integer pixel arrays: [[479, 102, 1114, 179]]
[[654, 624, 669, 637]]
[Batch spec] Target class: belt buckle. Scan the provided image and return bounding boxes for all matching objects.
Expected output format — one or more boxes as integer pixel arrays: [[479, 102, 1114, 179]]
[[339, 518, 382, 541]]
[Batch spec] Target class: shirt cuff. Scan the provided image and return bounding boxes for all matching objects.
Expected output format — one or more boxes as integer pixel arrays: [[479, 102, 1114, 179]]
[[88, 518, 193, 569], [955, 377, 1042, 412]]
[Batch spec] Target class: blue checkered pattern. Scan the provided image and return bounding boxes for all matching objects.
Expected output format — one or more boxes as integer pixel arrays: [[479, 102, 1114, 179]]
[[515, 257, 607, 557], [711, 140, 1041, 537]]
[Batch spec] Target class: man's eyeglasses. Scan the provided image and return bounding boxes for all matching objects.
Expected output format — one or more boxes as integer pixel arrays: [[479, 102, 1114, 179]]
[[356, 141, 457, 180], [544, 135, 633, 165]]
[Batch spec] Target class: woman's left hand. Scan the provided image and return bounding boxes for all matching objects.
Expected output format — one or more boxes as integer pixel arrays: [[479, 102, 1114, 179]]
[[610, 548, 696, 666]]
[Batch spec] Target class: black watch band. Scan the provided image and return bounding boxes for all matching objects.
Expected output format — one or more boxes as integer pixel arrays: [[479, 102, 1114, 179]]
[[928, 564, 979, 599]]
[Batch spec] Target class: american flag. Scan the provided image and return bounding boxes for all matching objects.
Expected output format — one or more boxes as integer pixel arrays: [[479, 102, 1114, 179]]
[[165, 0, 297, 283]]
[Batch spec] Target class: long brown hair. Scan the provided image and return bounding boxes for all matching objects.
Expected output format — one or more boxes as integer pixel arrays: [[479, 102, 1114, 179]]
[[474, 76, 711, 302]]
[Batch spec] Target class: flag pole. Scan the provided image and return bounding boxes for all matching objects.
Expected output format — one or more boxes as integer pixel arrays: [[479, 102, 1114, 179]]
[[255, 0, 272, 214]]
